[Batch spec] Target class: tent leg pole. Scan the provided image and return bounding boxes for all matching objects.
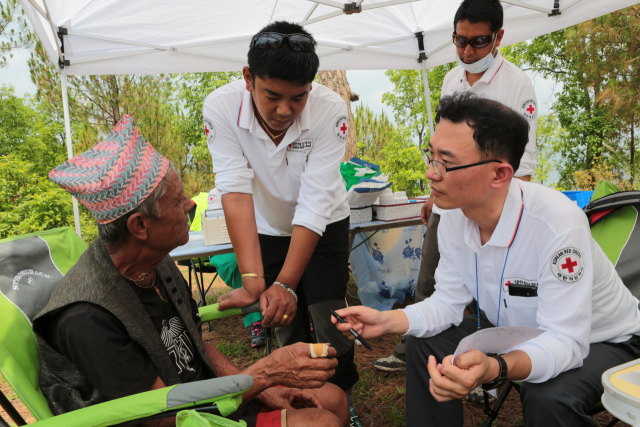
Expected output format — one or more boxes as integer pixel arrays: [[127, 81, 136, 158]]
[[60, 68, 82, 238], [421, 60, 435, 141]]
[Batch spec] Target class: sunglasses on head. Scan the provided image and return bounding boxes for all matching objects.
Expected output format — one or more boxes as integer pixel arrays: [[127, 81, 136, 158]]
[[250, 32, 315, 52], [452, 31, 497, 49]]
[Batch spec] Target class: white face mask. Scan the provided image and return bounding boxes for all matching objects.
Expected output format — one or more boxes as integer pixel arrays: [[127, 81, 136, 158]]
[[456, 38, 497, 74]]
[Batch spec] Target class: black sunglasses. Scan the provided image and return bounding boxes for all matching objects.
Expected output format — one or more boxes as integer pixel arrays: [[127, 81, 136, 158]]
[[250, 32, 315, 52], [452, 31, 497, 49]]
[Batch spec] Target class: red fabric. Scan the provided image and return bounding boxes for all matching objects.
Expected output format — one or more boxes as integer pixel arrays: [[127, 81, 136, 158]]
[[589, 208, 615, 225], [256, 409, 282, 427], [256, 386, 285, 426]]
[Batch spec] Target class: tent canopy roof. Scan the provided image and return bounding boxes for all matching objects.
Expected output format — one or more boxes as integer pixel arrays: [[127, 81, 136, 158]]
[[21, 0, 639, 76]]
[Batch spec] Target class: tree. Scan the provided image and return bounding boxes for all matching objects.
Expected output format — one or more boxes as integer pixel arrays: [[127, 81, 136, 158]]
[[175, 72, 241, 195], [353, 104, 394, 161], [382, 63, 456, 151], [376, 126, 427, 198], [28, 38, 178, 155], [503, 6, 640, 188], [0, 0, 31, 68], [0, 155, 72, 239], [532, 114, 567, 185], [0, 85, 67, 175]]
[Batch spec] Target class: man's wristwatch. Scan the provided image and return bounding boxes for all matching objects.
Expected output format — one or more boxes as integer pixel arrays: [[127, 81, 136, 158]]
[[482, 353, 508, 390], [273, 281, 298, 302]]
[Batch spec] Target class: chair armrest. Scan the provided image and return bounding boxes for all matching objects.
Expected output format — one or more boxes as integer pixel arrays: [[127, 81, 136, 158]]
[[29, 375, 253, 427], [199, 302, 261, 322]]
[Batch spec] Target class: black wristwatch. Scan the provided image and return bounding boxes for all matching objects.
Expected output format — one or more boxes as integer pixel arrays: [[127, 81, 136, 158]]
[[482, 353, 508, 390]]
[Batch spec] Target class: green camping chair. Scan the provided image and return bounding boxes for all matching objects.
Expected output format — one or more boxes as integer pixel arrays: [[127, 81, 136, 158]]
[[0, 227, 255, 427], [481, 181, 640, 427]]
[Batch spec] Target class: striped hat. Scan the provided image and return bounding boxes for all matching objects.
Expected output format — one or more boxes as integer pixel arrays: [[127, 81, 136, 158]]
[[49, 115, 171, 224]]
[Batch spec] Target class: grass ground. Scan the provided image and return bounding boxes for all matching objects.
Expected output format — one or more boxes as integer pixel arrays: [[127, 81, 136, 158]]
[[0, 266, 628, 426]]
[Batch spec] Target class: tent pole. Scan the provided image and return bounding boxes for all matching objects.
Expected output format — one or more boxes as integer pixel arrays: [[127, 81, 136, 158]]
[[421, 59, 434, 142], [60, 68, 82, 238]]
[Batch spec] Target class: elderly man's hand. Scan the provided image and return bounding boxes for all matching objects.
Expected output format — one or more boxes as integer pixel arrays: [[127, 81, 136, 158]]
[[258, 387, 322, 411], [259, 342, 338, 390], [217, 287, 260, 311], [427, 351, 497, 402]]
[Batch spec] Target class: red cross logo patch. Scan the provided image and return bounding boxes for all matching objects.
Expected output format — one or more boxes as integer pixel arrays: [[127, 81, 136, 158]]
[[204, 117, 215, 145], [521, 99, 537, 121], [550, 247, 584, 283], [334, 115, 348, 143]]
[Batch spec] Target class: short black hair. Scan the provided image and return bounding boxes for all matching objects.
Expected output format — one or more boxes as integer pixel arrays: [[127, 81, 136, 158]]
[[247, 21, 319, 86], [454, 0, 504, 33], [436, 93, 529, 173]]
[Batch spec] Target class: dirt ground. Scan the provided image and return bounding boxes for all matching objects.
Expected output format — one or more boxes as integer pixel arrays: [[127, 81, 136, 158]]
[[0, 267, 629, 426]]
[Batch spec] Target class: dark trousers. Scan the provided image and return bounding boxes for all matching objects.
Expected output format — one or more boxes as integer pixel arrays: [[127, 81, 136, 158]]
[[259, 216, 359, 391], [405, 314, 640, 427], [393, 213, 441, 360]]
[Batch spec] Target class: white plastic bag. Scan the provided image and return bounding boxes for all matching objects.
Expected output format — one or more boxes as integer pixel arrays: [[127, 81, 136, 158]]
[[349, 224, 426, 311]]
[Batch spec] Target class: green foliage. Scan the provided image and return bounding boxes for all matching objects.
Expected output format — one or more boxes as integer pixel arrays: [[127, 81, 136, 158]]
[[382, 63, 456, 150], [377, 126, 427, 198], [0, 155, 73, 239], [353, 105, 427, 197], [504, 6, 640, 188], [175, 72, 241, 196], [0, 85, 67, 175], [532, 114, 567, 184], [353, 104, 394, 161]]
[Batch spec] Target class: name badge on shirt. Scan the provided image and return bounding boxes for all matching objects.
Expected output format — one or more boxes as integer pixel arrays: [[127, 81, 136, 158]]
[[503, 277, 538, 297], [287, 139, 313, 152]]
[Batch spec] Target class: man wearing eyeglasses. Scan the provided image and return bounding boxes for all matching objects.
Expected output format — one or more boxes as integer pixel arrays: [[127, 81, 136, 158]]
[[203, 20, 359, 421], [334, 93, 640, 427], [373, 0, 538, 380]]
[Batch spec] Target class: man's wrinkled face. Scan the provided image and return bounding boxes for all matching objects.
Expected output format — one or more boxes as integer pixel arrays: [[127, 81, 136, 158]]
[[148, 170, 193, 251], [455, 19, 504, 65], [243, 67, 312, 131], [426, 119, 496, 210]]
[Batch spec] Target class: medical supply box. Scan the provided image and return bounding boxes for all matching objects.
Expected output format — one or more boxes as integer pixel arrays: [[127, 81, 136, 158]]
[[201, 209, 231, 246], [372, 198, 425, 222]]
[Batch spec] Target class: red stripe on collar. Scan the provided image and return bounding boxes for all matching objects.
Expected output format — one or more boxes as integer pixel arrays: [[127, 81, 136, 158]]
[[237, 96, 244, 127], [487, 59, 505, 84]]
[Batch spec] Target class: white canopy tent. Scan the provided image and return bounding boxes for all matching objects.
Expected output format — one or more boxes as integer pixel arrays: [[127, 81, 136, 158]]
[[19, 0, 639, 236]]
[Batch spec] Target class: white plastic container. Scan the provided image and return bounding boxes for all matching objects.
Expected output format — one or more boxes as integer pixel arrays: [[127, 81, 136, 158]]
[[350, 206, 372, 224], [201, 210, 231, 246], [372, 199, 425, 221], [379, 194, 396, 205]]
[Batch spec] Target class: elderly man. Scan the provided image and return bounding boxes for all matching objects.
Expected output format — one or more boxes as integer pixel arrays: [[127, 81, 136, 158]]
[[33, 116, 349, 427]]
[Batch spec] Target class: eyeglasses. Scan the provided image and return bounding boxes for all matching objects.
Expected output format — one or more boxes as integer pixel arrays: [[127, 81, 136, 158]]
[[422, 149, 501, 177], [250, 32, 315, 52], [452, 31, 497, 49]]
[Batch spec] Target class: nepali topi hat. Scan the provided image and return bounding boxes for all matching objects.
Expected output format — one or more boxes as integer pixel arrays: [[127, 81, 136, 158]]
[[49, 115, 171, 224]]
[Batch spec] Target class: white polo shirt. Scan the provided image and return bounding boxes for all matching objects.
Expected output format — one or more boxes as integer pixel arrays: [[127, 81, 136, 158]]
[[441, 50, 538, 178], [203, 80, 350, 237], [403, 180, 640, 383]]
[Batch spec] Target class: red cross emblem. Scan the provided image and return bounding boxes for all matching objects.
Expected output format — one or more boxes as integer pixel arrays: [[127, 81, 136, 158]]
[[522, 99, 537, 119], [561, 257, 578, 273], [205, 126, 209, 135], [340, 122, 347, 135], [505, 281, 512, 286]]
